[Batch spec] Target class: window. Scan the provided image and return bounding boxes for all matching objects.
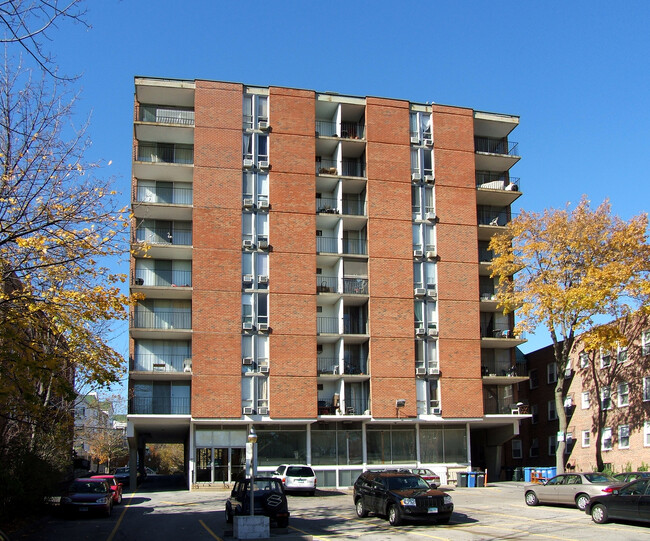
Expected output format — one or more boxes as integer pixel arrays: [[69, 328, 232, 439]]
[[529, 369, 539, 389], [241, 375, 269, 413], [643, 330, 650, 356], [601, 351, 611, 368], [511, 439, 522, 459], [547, 362, 558, 384], [242, 133, 269, 164], [582, 430, 590, 448], [617, 382, 629, 407], [548, 435, 556, 456], [531, 404, 539, 424], [243, 94, 268, 130], [530, 438, 539, 457], [241, 335, 269, 374], [602, 428, 612, 451], [601, 387, 612, 410], [618, 425, 630, 449], [242, 171, 269, 205], [409, 111, 432, 143], [581, 391, 590, 409], [410, 148, 434, 177], [644, 377, 650, 402], [617, 345, 628, 364], [579, 351, 589, 369], [548, 400, 557, 421], [645, 421, 650, 447], [241, 292, 269, 326]]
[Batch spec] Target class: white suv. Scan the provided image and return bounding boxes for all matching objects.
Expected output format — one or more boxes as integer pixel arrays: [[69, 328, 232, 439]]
[[273, 465, 317, 495]]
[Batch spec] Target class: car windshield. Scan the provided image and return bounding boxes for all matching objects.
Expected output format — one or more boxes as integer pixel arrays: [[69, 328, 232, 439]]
[[584, 473, 616, 483], [286, 467, 313, 477], [247, 479, 282, 493], [386, 476, 430, 490], [70, 481, 107, 494], [115, 468, 128, 474]]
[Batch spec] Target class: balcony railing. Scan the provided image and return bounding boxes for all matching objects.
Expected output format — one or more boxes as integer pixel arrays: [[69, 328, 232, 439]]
[[481, 360, 527, 377], [317, 316, 339, 334], [316, 197, 339, 214], [135, 227, 192, 246], [131, 354, 191, 373], [343, 319, 368, 335], [476, 175, 521, 192], [133, 269, 192, 287], [343, 397, 370, 415], [315, 120, 366, 139], [477, 209, 514, 227], [479, 247, 493, 263], [136, 105, 195, 126], [129, 397, 190, 415], [342, 199, 366, 216], [343, 277, 368, 294], [344, 359, 367, 375], [317, 276, 338, 293], [132, 309, 191, 330], [136, 143, 194, 164], [474, 137, 519, 157], [317, 357, 339, 374], [316, 158, 366, 177], [136, 186, 193, 205], [483, 398, 529, 415], [343, 238, 367, 255], [317, 236, 338, 254]]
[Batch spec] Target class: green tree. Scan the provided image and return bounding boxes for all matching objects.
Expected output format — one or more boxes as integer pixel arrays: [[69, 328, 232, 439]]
[[489, 197, 650, 473]]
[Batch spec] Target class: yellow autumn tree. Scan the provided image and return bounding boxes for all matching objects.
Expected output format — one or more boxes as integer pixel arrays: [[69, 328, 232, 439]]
[[489, 197, 650, 474]]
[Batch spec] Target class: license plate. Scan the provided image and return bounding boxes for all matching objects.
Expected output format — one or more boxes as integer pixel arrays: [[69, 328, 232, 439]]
[[79, 507, 88, 512], [427, 507, 438, 513]]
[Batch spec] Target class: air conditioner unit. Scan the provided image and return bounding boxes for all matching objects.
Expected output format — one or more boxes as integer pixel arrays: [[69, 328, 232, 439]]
[[411, 172, 422, 181], [258, 121, 269, 131], [428, 328, 439, 337], [410, 136, 420, 144], [259, 365, 269, 373], [425, 212, 437, 221], [243, 159, 254, 168], [242, 357, 253, 365], [242, 274, 254, 283], [243, 198, 254, 208], [427, 290, 438, 300], [258, 323, 269, 332], [416, 367, 426, 375], [424, 175, 435, 184], [423, 138, 433, 146], [428, 367, 440, 375], [416, 327, 426, 336], [243, 240, 254, 248], [258, 406, 269, 415], [565, 367, 573, 378], [414, 288, 426, 296], [243, 407, 254, 415], [258, 275, 269, 283], [432, 407, 442, 415], [258, 200, 269, 209], [183, 359, 192, 372], [258, 239, 269, 250], [426, 250, 438, 260], [258, 161, 269, 169], [413, 249, 424, 258], [242, 322, 253, 330]]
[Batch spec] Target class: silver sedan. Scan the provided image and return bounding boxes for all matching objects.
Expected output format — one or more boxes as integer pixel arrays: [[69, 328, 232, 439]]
[[524, 472, 623, 510]]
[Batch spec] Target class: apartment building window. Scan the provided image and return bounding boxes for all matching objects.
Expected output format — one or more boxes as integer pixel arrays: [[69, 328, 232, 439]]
[[602, 428, 613, 451], [411, 185, 435, 221], [643, 330, 650, 355], [512, 439, 522, 459], [548, 400, 557, 421], [601, 386, 612, 410], [241, 335, 269, 374], [644, 377, 650, 401], [409, 111, 432, 144], [617, 382, 629, 407], [579, 351, 589, 369], [601, 350, 611, 368], [547, 362, 558, 384], [617, 345, 628, 364], [241, 293, 268, 327], [242, 252, 269, 289], [243, 133, 269, 164], [530, 438, 539, 457], [582, 430, 590, 447], [414, 300, 437, 332], [410, 148, 434, 178], [413, 261, 437, 291], [241, 375, 269, 414], [645, 421, 650, 447], [618, 425, 630, 449], [242, 212, 269, 246], [548, 436, 556, 456], [581, 391, 590, 409], [415, 338, 438, 373], [529, 369, 539, 389], [412, 223, 435, 253], [243, 94, 268, 130], [530, 404, 539, 424], [243, 171, 269, 205]]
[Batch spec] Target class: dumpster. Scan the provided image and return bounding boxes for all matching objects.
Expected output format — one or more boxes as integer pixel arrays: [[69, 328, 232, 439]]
[[524, 467, 534, 482], [476, 472, 486, 487], [548, 467, 557, 479], [458, 472, 468, 487]]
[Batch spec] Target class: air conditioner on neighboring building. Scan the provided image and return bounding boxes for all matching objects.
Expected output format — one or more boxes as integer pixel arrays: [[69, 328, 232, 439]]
[[425, 212, 437, 221], [242, 274, 254, 283], [428, 328, 439, 337], [416, 367, 427, 375], [423, 138, 433, 146], [243, 159, 254, 168], [243, 240, 254, 248], [258, 275, 269, 283], [243, 198, 254, 208], [416, 327, 426, 336], [258, 323, 269, 332], [258, 121, 269, 131], [565, 367, 573, 378], [258, 161, 270, 169], [258, 200, 269, 209], [242, 357, 253, 365], [424, 175, 435, 184], [259, 365, 269, 373], [432, 407, 442, 415], [411, 172, 421, 181], [427, 290, 438, 300], [183, 359, 192, 372], [242, 322, 253, 330], [414, 288, 426, 296], [258, 239, 269, 250], [413, 249, 424, 258], [243, 407, 254, 415], [410, 136, 420, 144], [426, 250, 438, 260], [258, 407, 269, 415], [428, 367, 440, 375]]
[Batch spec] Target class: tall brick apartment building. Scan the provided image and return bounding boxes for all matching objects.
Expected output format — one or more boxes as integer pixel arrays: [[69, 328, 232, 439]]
[[128, 77, 527, 489]]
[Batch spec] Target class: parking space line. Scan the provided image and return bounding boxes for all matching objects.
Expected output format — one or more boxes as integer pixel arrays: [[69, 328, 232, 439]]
[[456, 522, 579, 541], [106, 495, 132, 541], [199, 519, 223, 541], [289, 524, 331, 540]]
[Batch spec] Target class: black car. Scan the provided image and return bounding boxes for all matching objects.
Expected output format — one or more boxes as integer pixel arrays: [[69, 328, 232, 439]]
[[585, 478, 650, 524], [225, 477, 290, 528], [613, 471, 650, 484], [353, 470, 453, 526]]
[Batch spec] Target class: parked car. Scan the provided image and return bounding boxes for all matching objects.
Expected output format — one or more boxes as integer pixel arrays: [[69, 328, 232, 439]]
[[612, 471, 650, 484], [60, 478, 114, 517], [272, 465, 317, 495], [225, 477, 290, 527], [585, 478, 650, 524], [91, 475, 123, 504], [114, 467, 142, 486], [524, 472, 623, 510], [353, 470, 453, 526], [405, 468, 441, 489]]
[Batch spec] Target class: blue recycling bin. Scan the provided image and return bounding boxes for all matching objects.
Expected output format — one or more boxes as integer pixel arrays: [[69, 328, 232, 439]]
[[467, 472, 477, 487], [524, 467, 534, 482]]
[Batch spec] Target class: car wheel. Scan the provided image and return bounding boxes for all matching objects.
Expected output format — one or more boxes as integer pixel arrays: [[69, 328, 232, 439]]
[[575, 493, 590, 511], [355, 498, 369, 518], [276, 517, 289, 528], [387, 504, 402, 526], [591, 503, 608, 524], [116, 492, 122, 505], [525, 491, 539, 506]]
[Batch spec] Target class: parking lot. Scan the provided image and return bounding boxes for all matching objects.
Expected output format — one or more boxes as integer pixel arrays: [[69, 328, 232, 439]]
[[9, 479, 650, 541]]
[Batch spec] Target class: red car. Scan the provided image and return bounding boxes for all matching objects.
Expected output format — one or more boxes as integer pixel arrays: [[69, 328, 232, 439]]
[[409, 468, 441, 488], [91, 475, 123, 504], [61, 478, 114, 517]]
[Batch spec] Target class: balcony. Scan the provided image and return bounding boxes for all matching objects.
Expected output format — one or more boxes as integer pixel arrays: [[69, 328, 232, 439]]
[[133, 269, 192, 299], [474, 137, 520, 171], [133, 142, 194, 182], [480, 329, 527, 348], [316, 120, 366, 140], [343, 277, 368, 295], [131, 354, 192, 374], [317, 276, 338, 293], [133, 224, 193, 260], [317, 316, 339, 334], [476, 172, 521, 206], [344, 396, 370, 416], [316, 196, 339, 214], [481, 360, 528, 383], [129, 396, 190, 415], [317, 357, 339, 375], [133, 185, 193, 221], [316, 158, 366, 178], [135, 105, 194, 147], [483, 396, 530, 416], [477, 208, 515, 241], [131, 309, 191, 330]]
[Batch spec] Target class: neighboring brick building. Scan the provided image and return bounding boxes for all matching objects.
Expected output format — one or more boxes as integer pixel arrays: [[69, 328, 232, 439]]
[[504, 318, 650, 476], [128, 77, 527, 488]]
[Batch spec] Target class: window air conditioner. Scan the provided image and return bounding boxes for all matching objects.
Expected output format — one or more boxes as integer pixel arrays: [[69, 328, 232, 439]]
[[242, 274, 254, 283], [243, 159, 254, 168], [259, 365, 269, 373], [424, 175, 435, 184], [425, 212, 437, 221], [258, 200, 269, 209], [427, 290, 438, 300], [242, 322, 253, 330], [432, 407, 442, 415], [258, 161, 269, 169], [416, 327, 426, 336], [258, 121, 269, 131], [411, 172, 422, 181], [423, 138, 433, 146], [258, 275, 269, 283], [258, 239, 269, 250], [410, 136, 420, 144], [413, 249, 424, 258], [428, 367, 440, 375], [258, 323, 269, 332], [243, 407, 254, 415], [242, 357, 253, 365], [243, 240, 254, 248], [243, 198, 254, 208], [426, 250, 438, 260], [428, 328, 439, 337], [416, 367, 427, 375], [258, 406, 269, 415], [565, 367, 573, 378], [183, 359, 192, 372], [414, 288, 426, 296]]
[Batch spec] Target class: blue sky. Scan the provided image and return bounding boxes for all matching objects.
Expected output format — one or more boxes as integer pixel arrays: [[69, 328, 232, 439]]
[[26, 0, 650, 389]]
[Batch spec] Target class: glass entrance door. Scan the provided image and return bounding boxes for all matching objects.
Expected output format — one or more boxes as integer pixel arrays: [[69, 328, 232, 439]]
[[230, 448, 246, 482], [195, 447, 246, 483], [214, 448, 228, 482], [196, 448, 212, 482]]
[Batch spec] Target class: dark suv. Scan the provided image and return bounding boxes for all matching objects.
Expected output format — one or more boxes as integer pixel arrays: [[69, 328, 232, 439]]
[[353, 470, 453, 526], [225, 477, 290, 528]]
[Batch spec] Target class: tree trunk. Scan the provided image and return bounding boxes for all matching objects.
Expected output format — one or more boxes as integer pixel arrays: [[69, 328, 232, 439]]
[[555, 376, 567, 474]]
